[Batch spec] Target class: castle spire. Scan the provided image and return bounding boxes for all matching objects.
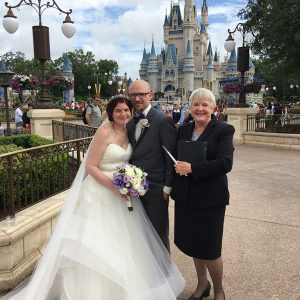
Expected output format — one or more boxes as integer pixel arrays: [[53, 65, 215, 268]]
[[149, 37, 157, 60], [164, 9, 169, 26], [201, 0, 208, 29]]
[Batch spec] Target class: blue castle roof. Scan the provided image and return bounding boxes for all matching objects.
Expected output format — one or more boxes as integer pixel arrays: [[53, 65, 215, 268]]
[[149, 40, 157, 60], [141, 48, 148, 65], [185, 40, 193, 58], [207, 55, 213, 69], [164, 44, 177, 65], [206, 41, 213, 56]]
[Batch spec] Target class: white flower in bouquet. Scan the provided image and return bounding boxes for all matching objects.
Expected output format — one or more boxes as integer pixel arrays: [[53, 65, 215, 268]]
[[113, 163, 149, 212]]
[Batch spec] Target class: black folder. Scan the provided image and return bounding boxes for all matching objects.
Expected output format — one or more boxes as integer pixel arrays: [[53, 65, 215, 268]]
[[178, 140, 207, 163]]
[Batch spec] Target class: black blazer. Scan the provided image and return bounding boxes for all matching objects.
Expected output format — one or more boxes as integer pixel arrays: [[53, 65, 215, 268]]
[[171, 115, 235, 208], [127, 107, 177, 189]]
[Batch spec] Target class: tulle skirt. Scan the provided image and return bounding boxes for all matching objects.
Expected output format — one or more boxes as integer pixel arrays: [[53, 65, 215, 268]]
[[2, 173, 185, 300]]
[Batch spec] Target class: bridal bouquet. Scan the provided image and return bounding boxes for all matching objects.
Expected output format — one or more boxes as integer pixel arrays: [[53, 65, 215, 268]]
[[113, 163, 149, 211]]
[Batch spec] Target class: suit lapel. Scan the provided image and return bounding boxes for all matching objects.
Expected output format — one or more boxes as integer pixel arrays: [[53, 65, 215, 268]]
[[133, 107, 156, 149]]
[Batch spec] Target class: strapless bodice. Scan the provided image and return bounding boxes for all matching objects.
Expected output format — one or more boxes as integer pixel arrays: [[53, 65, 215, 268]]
[[99, 143, 132, 172]]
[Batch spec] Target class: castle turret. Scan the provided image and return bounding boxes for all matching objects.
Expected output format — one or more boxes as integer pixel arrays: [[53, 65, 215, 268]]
[[201, 0, 208, 31], [183, 40, 195, 97], [147, 39, 159, 92], [139, 47, 148, 80], [206, 54, 214, 83], [183, 0, 197, 54], [62, 53, 74, 103]]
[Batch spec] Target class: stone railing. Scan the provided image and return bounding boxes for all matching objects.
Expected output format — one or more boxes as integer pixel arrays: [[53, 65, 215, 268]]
[[0, 191, 66, 293]]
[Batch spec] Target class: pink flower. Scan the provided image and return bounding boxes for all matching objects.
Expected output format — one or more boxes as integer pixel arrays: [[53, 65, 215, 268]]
[[139, 118, 150, 128]]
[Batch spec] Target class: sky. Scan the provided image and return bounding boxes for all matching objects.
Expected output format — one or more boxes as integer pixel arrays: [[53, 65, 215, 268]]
[[0, 0, 248, 81]]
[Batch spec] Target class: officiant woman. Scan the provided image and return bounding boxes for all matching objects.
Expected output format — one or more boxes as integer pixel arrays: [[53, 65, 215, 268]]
[[171, 88, 235, 300]]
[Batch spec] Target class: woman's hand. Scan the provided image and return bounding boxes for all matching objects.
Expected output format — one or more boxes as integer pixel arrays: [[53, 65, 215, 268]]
[[174, 161, 192, 176]]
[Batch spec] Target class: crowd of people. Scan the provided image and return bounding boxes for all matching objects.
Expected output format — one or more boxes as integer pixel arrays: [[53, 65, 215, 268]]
[[2, 80, 234, 300]]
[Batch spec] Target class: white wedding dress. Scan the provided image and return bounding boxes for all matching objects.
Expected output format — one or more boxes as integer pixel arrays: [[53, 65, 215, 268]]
[[2, 143, 185, 300]]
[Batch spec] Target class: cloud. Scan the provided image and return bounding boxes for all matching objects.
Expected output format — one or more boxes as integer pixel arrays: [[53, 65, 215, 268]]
[[0, 0, 247, 80]]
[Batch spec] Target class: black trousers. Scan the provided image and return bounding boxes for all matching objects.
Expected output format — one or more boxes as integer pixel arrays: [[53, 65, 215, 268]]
[[140, 187, 170, 251]]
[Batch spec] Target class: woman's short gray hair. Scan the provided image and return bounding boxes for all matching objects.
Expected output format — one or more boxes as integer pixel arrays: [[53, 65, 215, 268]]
[[189, 88, 216, 109]]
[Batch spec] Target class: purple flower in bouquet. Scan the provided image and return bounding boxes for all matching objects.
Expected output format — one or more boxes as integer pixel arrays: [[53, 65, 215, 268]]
[[113, 163, 149, 211]]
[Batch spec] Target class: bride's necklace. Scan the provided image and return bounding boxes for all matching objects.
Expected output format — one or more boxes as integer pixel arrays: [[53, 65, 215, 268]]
[[112, 125, 126, 137]]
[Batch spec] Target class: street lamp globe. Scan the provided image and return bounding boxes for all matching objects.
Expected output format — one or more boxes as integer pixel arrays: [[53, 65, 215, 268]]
[[224, 33, 236, 53], [2, 8, 18, 34], [290, 84, 294, 89], [108, 80, 113, 85], [3, 7, 76, 38], [61, 15, 76, 38], [273, 86, 277, 91]]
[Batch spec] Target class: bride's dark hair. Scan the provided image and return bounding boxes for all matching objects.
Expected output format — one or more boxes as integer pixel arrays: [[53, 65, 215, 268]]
[[107, 96, 133, 121]]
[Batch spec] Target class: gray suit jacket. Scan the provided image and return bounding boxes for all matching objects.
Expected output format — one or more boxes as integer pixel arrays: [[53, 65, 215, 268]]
[[127, 107, 177, 190]]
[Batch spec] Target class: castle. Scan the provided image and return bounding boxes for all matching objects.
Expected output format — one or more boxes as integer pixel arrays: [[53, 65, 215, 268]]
[[139, 0, 256, 103]]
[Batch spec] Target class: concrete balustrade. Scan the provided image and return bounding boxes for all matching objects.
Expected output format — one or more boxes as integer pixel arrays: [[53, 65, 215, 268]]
[[0, 191, 67, 293]]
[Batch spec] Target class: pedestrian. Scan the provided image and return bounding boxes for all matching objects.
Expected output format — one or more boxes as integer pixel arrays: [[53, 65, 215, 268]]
[[171, 88, 235, 300], [14, 103, 23, 129], [172, 102, 181, 126], [22, 103, 33, 130], [127, 80, 177, 250], [85, 96, 102, 127]]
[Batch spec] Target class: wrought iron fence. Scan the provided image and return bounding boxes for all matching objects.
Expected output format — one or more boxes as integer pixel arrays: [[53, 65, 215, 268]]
[[246, 114, 300, 133], [2, 128, 31, 136], [0, 137, 92, 221], [52, 120, 97, 142]]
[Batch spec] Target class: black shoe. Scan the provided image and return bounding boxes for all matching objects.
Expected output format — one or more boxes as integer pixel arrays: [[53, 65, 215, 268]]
[[187, 281, 211, 300]]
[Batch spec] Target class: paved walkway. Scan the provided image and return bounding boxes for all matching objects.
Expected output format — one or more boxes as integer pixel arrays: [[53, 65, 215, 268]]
[[170, 144, 300, 300]]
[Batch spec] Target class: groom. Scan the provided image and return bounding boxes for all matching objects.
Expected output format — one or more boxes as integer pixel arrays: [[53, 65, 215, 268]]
[[127, 80, 177, 250]]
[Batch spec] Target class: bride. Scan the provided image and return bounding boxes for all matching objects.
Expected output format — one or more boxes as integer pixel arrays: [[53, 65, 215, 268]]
[[2, 96, 185, 300]]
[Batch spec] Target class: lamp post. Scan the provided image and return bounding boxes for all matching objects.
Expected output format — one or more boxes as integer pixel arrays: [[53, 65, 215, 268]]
[[290, 84, 299, 104], [0, 60, 14, 136], [2, 1, 76, 109], [272, 86, 277, 97], [117, 72, 128, 96], [224, 23, 250, 107], [87, 84, 91, 98]]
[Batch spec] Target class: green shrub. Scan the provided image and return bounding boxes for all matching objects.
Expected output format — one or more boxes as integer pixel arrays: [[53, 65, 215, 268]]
[[0, 144, 23, 154], [0, 134, 53, 148], [0, 152, 71, 212]]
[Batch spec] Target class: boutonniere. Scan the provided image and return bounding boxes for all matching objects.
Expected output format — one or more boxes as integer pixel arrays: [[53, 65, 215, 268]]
[[139, 118, 150, 128]]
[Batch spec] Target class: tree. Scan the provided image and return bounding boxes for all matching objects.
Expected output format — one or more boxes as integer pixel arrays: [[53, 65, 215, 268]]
[[2, 49, 119, 101], [238, 0, 300, 84]]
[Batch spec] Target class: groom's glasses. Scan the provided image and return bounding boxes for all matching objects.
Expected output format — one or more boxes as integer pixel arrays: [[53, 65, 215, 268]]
[[128, 92, 151, 99]]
